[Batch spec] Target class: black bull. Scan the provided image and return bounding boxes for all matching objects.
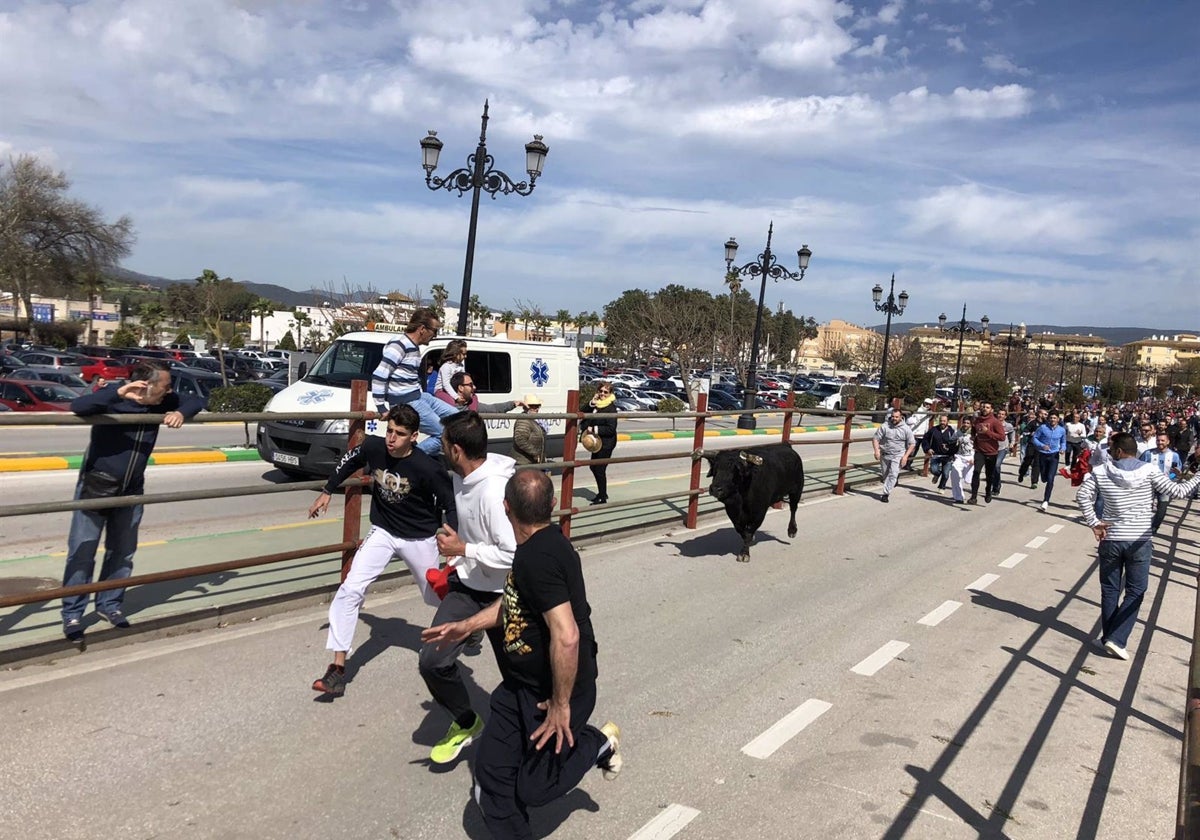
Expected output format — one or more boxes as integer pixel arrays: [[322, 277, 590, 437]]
[[703, 444, 805, 562]]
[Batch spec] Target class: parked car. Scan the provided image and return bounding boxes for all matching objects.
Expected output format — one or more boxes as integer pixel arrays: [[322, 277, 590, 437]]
[[188, 356, 257, 381], [11, 350, 86, 377], [0, 379, 76, 411], [265, 349, 291, 360], [79, 356, 133, 383], [11, 367, 89, 393], [170, 369, 225, 402]]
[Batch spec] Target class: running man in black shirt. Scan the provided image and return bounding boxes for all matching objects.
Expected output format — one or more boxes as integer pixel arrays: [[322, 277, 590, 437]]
[[308, 404, 456, 697], [422, 470, 620, 839]]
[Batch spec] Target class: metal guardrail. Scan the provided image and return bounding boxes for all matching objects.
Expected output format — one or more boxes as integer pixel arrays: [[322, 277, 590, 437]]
[[0, 385, 878, 612]]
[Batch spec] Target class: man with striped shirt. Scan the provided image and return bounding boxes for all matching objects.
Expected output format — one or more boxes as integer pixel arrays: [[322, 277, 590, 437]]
[[371, 308, 462, 456], [1076, 432, 1200, 660]]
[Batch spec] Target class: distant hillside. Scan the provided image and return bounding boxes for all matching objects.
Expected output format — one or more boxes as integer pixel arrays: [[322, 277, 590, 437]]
[[871, 322, 1196, 346], [107, 267, 335, 309]]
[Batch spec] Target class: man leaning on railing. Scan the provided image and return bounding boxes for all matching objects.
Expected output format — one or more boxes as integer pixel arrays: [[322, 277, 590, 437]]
[[61, 359, 206, 646]]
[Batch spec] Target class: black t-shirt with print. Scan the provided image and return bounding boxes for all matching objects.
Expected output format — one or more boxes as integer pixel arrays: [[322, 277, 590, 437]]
[[323, 436, 456, 539], [499, 525, 597, 697]]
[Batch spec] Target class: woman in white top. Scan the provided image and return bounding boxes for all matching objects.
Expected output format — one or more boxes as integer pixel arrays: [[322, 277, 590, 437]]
[[1064, 410, 1087, 469], [434, 340, 468, 398], [950, 417, 976, 503]]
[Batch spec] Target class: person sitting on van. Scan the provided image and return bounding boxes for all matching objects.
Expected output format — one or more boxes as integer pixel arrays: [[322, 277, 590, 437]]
[[435, 340, 468, 399], [437, 371, 523, 414], [371, 308, 461, 457], [511, 394, 548, 465]]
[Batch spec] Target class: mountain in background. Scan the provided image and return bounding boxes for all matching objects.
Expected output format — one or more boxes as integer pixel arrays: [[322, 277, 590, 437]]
[[869, 322, 1195, 346], [107, 267, 348, 309]]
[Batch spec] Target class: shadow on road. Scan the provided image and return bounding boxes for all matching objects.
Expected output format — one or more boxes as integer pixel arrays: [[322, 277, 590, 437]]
[[654, 527, 789, 560], [460, 787, 600, 840]]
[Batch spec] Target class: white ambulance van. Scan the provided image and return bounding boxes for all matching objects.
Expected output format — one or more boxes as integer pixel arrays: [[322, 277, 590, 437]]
[[256, 330, 579, 478]]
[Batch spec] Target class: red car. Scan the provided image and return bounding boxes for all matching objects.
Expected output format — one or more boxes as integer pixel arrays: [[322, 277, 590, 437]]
[[0, 379, 75, 411], [79, 356, 132, 383]]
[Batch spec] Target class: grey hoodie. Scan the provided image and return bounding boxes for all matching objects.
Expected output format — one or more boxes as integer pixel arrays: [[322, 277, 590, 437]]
[[1076, 457, 1200, 540], [448, 453, 518, 593]]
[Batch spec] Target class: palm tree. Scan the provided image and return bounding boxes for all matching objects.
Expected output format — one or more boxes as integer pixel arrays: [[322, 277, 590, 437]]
[[430, 283, 449, 320], [139, 302, 166, 345], [499, 310, 517, 339], [468, 294, 483, 336], [518, 307, 533, 340], [250, 297, 274, 346], [535, 314, 553, 342], [554, 309, 573, 341]]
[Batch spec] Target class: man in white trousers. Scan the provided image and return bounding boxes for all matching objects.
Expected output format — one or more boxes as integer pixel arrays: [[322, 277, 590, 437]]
[[307, 404, 456, 697]]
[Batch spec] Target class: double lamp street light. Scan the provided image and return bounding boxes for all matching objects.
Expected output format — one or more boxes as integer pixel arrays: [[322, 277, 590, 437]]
[[938, 305, 988, 408], [724, 223, 812, 430], [871, 274, 908, 410], [420, 101, 550, 336]]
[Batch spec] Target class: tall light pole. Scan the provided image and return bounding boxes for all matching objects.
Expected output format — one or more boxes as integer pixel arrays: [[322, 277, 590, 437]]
[[1105, 360, 1116, 397], [1002, 323, 1016, 381], [724, 224, 812, 430], [871, 274, 908, 410], [1032, 345, 1046, 396], [420, 101, 549, 335], [1055, 341, 1069, 397], [938, 305, 988, 410]]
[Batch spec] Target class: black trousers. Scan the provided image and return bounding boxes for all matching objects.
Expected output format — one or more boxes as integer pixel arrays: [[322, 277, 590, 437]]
[[970, 452, 999, 498], [419, 576, 502, 725], [590, 444, 615, 499], [1018, 442, 1039, 483], [474, 680, 609, 840]]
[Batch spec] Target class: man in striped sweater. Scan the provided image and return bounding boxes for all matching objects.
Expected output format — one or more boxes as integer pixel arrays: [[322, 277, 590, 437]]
[[1076, 432, 1200, 661], [371, 308, 462, 456]]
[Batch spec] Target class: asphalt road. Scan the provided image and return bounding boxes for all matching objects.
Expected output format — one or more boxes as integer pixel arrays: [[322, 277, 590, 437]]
[[3, 480, 1193, 839], [0, 431, 877, 561]]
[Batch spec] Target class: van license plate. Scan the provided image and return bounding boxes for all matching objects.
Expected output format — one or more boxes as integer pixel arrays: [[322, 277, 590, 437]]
[[273, 453, 300, 466]]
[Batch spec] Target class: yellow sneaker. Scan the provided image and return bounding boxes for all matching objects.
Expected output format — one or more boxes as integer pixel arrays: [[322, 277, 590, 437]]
[[430, 714, 483, 764], [598, 721, 622, 780]]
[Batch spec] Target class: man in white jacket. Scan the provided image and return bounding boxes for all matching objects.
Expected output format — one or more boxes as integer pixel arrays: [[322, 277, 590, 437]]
[[419, 411, 518, 764], [1076, 431, 1200, 661]]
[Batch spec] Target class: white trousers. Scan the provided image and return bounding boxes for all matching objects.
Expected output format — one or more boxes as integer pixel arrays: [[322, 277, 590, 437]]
[[950, 456, 975, 502], [327, 526, 441, 652]]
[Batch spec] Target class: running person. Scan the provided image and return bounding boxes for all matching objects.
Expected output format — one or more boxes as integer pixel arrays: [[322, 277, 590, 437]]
[[308, 404, 456, 697]]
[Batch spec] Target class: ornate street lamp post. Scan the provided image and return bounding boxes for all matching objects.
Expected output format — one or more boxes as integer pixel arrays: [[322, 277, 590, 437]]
[[724, 224, 812, 430], [1032, 345, 1046, 396], [1055, 341, 1069, 398], [938, 305, 988, 411], [420, 101, 549, 335], [1001, 323, 1016, 382], [871, 274, 908, 410]]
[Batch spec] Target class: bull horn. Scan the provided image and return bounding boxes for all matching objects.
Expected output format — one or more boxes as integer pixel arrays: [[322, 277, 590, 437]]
[[738, 451, 764, 466]]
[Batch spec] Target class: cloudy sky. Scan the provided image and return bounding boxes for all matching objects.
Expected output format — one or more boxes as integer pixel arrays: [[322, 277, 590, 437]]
[[2, 0, 1197, 330]]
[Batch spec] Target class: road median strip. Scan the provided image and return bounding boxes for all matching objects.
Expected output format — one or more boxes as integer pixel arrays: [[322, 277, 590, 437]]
[[618, 421, 875, 441]]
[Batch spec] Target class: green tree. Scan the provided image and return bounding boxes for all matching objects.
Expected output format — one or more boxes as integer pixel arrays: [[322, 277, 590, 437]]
[[963, 357, 1011, 407], [499, 310, 517, 338], [0, 155, 134, 334], [173, 330, 191, 345], [250, 297, 274, 345], [882, 353, 935, 408], [1059, 382, 1086, 409], [276, 331, 297, 351], [429, 283, 449, 320], [109, 326, 140, 348], [229, 332, 245, 349]]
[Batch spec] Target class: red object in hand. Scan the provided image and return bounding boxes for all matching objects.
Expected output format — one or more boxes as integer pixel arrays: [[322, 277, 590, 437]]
[[426, 566, 452, 600]]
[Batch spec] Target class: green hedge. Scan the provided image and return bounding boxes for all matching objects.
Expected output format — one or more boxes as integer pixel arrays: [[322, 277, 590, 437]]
[[207, 384, 273, 413]]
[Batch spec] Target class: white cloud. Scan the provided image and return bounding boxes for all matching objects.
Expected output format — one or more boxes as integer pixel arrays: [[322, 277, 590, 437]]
[[853, 35, 888, 58], [983, 53, 1032, 76], [904, 184, 1110, 252], [947, 36, 966, 53], [878, 1, 904, 25]]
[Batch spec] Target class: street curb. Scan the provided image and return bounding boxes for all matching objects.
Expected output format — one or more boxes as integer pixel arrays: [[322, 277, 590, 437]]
[[0, 447, 263, 473], [618, 422, 876, 442]]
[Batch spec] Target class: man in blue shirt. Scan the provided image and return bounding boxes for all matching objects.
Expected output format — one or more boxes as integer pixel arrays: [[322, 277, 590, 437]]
[[1140, 432, 1182, 534], [1033, 411, 1067, 512]]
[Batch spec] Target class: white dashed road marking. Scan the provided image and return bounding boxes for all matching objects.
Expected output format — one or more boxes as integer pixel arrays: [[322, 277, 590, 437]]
[[741, 699, 833, 759], [1025, 536, 1049, 549], [627, 804, 701, 839], [850, 641, 909, 676], [999, 552, 1027, 568], [1045, 524, 1064, 534], [918, 600, 962, 627], [966, 573, 1000, 592]]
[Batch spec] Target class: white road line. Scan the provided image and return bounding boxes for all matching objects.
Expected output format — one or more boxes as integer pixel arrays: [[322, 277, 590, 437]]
[[999, 552, 1027, 569], [917, 600, 962, 627], [741, 699, 833, 759], [1045, 524, 1064, 534], [850, 641, 909, 676], [966, 573, 1000, 592], [627, 804, 701, 840], [1025, 536, 1049, 549]]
